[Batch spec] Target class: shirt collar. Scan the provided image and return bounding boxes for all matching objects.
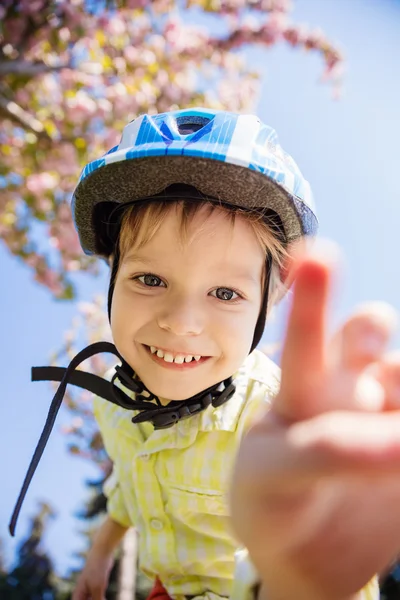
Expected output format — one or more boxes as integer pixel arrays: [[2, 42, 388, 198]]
[[108, 349, 280, 448]]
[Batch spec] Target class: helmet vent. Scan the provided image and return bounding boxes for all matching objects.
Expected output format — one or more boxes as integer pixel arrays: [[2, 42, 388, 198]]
[[176, 115, 211, 135]]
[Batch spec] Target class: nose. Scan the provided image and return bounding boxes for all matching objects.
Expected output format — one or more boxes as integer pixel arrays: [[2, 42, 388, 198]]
[[157, 294, 204, 336]]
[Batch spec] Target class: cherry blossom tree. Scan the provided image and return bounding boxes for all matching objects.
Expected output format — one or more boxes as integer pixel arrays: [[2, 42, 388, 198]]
[[0, 0, 343, 298]]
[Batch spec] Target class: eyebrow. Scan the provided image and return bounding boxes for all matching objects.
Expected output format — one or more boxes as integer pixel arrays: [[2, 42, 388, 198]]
[[122, 254, 261, 286], [217, 268, 261, 286], [121, 254, 166, 271], [122, 254, 159, 265]]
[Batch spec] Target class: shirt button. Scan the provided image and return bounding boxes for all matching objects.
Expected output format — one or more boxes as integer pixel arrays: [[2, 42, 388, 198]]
[[140, 454, 150, 460], [150, 518, 164, 530]]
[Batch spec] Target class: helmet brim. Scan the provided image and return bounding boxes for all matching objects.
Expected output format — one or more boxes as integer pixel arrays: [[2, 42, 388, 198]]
[[73, 154, 318, 256]]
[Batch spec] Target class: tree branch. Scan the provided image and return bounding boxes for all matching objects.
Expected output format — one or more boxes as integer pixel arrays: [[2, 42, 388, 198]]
[[0, 93, 52, 139], [0, 58, 70, 77]]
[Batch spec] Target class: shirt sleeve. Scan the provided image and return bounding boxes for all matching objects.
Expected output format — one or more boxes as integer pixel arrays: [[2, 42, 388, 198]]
[[93, 395, 133, 528], [103, 467, 132, 528], [230, 549, 380, 600]]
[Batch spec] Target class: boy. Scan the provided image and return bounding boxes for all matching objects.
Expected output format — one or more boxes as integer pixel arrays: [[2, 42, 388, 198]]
[[10, 108, 400, 600]]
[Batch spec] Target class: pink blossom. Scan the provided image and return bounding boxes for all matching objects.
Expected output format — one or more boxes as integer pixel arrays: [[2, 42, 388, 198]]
[[283, 25, 307, 46], [59, 69, 78, 86], [123, 45, 138, 65], [57, 202, 73, 222], [149, 34, 166, 54], [126, 12, 151, 38], [41, 74, 62, 104], [59, 27, 71, 43], [50, 222, 82, 256], [71, 417, 84, 429], [35, 268, 64, 296], [96, 98, 113, 116], [90, 354, 106, 373], [41, 144, 79, 177], [67, 90, 97, 114], [25, 254, 42, 269], [155, 69, 170, 88], [35, 197, 54, 213], [65, 260, 81, 271], [114, 57, 127, 73], [10, 135, 24, 148], [304, 28, 325, 50], [165, 19, 207, 53], [324, 48, 344, 70], [126, 0, 147, 7], [20, 0, 46, 14], [26, 173, 58, 195], [64, 90, 98, 125], [151, 0, 174, 13], [264, 10, 288, 39], [106, 15, 126, 36], [321, 59, 344, 84], [15, 89, 31, 105], [140, 49, 157, 66], [104, 129, 121, 148], [265, 0, 293, 11], [78, 302, 98, 317]]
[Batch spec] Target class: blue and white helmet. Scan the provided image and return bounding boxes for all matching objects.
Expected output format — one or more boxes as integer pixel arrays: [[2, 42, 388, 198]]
[[72, 107, 317, 258]]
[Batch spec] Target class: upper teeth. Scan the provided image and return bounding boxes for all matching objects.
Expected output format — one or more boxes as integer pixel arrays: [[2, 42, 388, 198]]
[[150, 346, 201, 364]]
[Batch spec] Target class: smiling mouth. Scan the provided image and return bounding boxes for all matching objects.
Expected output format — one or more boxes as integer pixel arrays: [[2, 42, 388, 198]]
[[142, 344, 210, 368]]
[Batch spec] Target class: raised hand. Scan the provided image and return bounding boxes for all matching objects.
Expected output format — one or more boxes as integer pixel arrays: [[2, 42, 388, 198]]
[[231, 248, 400, 600]]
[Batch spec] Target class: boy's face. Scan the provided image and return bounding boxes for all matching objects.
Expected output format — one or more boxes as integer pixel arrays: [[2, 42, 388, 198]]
[[111, 205, 265, 403]]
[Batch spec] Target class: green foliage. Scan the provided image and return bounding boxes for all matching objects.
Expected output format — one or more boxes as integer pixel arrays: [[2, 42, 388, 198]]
[[0, 503, 63, 600]]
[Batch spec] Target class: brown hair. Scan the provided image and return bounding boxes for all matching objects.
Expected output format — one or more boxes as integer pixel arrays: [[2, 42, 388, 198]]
[[117, 198, 289, 309]]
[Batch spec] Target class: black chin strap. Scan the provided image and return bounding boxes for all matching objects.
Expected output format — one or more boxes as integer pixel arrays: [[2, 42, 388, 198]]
[[9, 342, 118, 537], [111, 360, 235, 427], [9, 341, 235, 537]]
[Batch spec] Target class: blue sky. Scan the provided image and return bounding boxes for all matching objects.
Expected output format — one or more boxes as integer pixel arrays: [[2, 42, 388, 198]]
[[1, 0, 400, 577]]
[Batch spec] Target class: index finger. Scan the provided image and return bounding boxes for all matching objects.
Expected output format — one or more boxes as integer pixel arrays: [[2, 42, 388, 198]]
[[274, 251, 332, 422]]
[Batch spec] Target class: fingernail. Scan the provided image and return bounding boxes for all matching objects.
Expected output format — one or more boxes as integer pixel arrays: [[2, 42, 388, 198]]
[[307, 238, 344, 266], [355, 373, 385, 411], [358, 331, 388, 356], [288, 237, 343, 267], [355, 302, 398, 334]]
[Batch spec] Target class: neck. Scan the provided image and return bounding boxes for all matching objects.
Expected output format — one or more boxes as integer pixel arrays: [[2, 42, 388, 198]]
[[158, 396, 171, 406]]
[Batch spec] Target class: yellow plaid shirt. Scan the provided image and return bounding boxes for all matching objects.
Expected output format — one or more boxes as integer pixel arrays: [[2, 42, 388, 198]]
[[93, 350, 378, 600]]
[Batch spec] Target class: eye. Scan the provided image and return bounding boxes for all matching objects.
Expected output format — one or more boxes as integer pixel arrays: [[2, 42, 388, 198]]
[[210, 287, 240, 301], [136, 274, 166, 287]]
